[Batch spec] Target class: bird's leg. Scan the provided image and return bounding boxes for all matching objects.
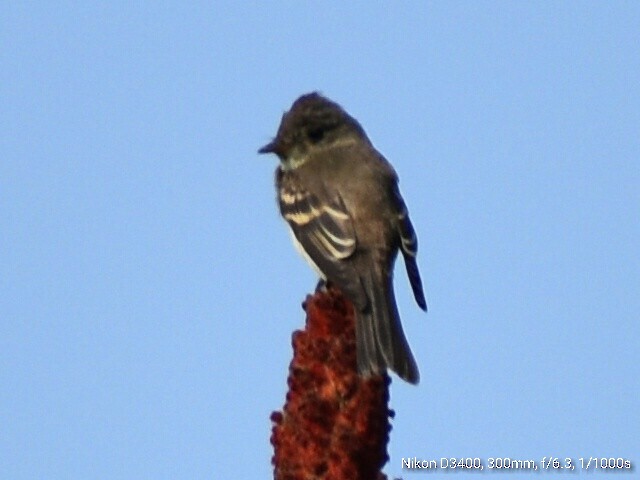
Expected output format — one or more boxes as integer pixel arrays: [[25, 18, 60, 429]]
[[303, 279, 332, 311]]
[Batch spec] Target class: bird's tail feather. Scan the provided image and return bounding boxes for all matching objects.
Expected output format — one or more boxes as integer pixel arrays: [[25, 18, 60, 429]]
[[356, 268, 419, 384]]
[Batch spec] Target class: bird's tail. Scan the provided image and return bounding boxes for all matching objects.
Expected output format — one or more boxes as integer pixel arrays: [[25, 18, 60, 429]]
[[356, 268, 419, 384]]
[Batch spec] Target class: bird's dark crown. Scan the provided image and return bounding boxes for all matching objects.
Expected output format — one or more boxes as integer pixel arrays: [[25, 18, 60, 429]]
[[258, 92, 368, 161]]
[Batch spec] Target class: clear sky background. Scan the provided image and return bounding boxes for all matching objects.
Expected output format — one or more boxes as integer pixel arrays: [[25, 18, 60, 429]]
[[2, 2, 639, 479]]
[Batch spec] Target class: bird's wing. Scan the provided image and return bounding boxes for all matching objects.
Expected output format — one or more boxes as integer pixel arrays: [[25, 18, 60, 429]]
[[391, 182, 428, 311], [278, 171, 368, 310]]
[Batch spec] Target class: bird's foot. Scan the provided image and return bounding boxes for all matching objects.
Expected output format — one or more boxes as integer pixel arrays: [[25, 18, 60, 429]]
[[315, 279, 334, 293]]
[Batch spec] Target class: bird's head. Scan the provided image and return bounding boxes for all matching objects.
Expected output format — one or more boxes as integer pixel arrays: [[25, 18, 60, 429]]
[[258, 92, 367, 169]]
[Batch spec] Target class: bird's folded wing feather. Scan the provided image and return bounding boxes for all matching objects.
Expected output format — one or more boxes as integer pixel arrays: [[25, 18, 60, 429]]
[[278, 174, 368, 310], [392, 183, 427, 311]]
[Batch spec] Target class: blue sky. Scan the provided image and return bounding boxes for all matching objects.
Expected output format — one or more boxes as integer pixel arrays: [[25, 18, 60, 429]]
[[2, 2, 638, 479]]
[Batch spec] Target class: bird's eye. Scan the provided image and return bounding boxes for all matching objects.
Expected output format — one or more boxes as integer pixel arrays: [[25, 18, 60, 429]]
[[307, 127, 325, 143]]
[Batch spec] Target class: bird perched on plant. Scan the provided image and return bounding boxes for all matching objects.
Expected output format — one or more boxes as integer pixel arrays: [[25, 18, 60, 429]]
[[259, 93, 427, 384]]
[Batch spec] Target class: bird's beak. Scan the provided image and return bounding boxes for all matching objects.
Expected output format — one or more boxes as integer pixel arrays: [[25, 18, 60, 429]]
[[258, 140, 278, 155]]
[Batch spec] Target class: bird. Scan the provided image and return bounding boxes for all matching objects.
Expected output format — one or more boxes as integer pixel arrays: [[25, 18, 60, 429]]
[[258, 92, 426, 384]]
